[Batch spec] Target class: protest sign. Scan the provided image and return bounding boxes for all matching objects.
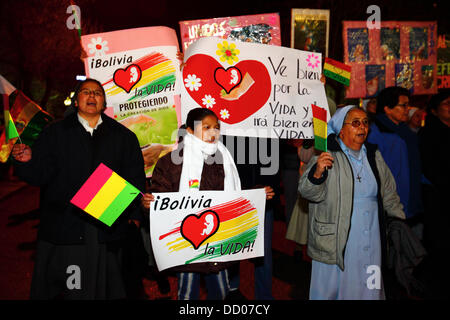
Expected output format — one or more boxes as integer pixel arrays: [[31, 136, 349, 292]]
[[150, 189, 266, 271], [179, 13, 281, 52], [437, 33, 450, 89], [81, 26, 182, 176], [181, 37, 329, 139], [343, 21, 438, 98]]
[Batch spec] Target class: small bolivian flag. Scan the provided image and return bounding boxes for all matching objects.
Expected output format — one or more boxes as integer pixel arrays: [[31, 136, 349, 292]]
[[189, 179, 199, 189], [323, 58, 351, 86], [3, 110, 19, 142], [311, 104, 327, 152], [70, 163, 140, 226]]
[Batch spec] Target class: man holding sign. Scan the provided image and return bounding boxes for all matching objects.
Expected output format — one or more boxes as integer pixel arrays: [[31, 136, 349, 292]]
[[12, 78, 146, 300]]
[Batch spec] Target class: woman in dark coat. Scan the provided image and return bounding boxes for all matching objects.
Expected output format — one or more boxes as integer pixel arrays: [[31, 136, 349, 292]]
[[12, 79, 146, 299]]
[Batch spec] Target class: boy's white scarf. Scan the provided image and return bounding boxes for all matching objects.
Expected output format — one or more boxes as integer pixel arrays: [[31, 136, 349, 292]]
[[179, 133, 241, 192]]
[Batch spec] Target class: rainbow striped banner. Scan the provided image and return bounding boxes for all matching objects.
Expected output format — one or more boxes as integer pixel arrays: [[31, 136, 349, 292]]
[[81, 27, 181, 177], [149, 189, 266, 271], [323, 57, 351, 86], [312, 104, 327, 152], [70, 163, 140, 226]]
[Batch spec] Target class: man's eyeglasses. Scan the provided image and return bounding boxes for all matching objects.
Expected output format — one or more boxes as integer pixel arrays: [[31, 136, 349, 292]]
[[80, 89, 104, 97], [395, 103, 409, 109], [343, 119, 369, 128]]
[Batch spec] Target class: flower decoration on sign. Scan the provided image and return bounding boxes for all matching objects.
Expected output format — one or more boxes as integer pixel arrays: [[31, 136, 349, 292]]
[[216, 41, 240, 64], [219, 109, 230, 120], [202, 94, 216, 109], [184, 74, 202, 91], [306, 53, 320, 69], [87, 37, 109, 56]]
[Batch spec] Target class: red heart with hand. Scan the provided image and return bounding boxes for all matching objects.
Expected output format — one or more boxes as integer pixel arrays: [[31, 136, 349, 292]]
[[113, 64, 142, 93], [183, 54, 271, 124], [181, 210, 220, 250], [214, 67, 242, 93]]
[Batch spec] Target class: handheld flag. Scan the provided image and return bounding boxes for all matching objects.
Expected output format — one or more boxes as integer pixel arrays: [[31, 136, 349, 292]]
[[323, 58, 351, 86], [4, 110, 19, 142], [311, 104, 327, 152], [70, 163, 141, 226], [1, 75, 53, 163]]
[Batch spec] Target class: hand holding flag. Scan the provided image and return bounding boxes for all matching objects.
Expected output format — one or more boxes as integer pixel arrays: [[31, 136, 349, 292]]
[[11, 144, 31, 162]]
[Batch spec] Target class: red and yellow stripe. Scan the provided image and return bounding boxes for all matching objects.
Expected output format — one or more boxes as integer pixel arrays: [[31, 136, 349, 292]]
[[312, 104, 327, 152], [323, 58, 351, 86], [70, 163, 140, 226]]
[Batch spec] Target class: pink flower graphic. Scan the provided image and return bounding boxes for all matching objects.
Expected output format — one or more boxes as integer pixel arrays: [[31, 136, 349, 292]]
[[306, 54, 320, 69]]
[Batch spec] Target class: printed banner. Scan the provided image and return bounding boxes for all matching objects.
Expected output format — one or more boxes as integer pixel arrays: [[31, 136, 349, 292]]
[[290, 9, 330, 57], [343, 21, 438, 98], [150, 189, 266, 271], [181, 37, 329, 139], [179, 13, 281, 52], [81, 26, 182, 177], [437, 33, 450, 89]]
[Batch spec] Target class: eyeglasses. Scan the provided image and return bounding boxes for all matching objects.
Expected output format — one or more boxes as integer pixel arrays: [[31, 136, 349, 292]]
[[343, 119, 369, 128], [395, 103, 409, 109], [80, 89, 104, 97]]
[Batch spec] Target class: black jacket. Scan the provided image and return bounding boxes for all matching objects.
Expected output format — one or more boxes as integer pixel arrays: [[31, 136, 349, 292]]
[[14, 112, 146, 244]]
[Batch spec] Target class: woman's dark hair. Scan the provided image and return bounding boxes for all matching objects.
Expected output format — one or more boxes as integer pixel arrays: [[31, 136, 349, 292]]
[[376, 86, 410, 114], [427, 91, 450, 114], [71, 78, 107, 108], [177, 108, 219, 143], [185, 108, 218, 130]]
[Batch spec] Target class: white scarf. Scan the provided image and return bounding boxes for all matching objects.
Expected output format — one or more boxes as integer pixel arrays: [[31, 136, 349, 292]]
[[179, 133, 241, 192]]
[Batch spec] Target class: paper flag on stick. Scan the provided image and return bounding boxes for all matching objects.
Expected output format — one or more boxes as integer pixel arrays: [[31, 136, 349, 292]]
[[311, 104, 327, 152], [323, 58, 351, 86], [70, 163, 140, 226], [4, 109, 19, 142]]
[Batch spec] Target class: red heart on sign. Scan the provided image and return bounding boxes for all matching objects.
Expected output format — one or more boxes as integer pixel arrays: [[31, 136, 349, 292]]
[[113, 64, 142, 93], [214, 67, 242, 93], [183, 54, 271, 124], [180, 210, 220, 250]]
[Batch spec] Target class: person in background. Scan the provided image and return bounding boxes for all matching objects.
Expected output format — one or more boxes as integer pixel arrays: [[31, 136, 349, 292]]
[[141, 108, 274, 300], [367, 87, 423, 225], [407, 107, 425, 133], [362, 98, 377, 124], [280, 139, 302, 226], [285, 139, 315, 263], [12, 78, 146, 299], [223, 134, 279, 300], [417, 91, 450, 299], [299, 106, 405, 299]]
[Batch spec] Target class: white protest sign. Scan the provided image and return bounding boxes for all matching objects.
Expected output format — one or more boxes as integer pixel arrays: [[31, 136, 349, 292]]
[[181, 37, 330, 139], [150, 189, 266, 271]]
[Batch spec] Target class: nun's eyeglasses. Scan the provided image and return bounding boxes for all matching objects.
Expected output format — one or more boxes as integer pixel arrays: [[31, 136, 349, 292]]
[[343, 119, 369, 128]]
